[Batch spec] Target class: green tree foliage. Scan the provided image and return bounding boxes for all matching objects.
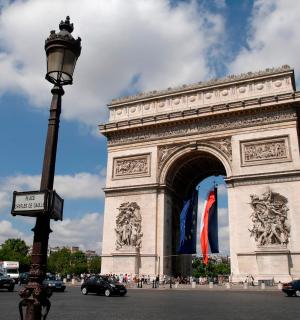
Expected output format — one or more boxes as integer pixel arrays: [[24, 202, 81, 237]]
[[47, 248, 88, 276], [47, 248, 71, 276], [70, 251, 88, 275], [0, 238, 31, 272], [88, 256, 101, 274], [192, 257, 230, 278]]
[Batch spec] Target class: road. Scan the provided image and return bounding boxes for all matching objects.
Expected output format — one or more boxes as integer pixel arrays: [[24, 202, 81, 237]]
[[1, 286, 299, 320]]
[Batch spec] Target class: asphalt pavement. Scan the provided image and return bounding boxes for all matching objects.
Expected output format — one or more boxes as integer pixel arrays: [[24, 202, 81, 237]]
[[1, 285, 299, 320]]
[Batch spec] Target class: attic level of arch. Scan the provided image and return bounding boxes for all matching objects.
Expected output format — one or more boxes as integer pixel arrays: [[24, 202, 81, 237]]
[[100, 91, 300, 136]]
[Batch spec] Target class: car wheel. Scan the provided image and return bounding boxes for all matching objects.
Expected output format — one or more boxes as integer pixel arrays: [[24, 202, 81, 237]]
[[8, 286, 14, 292], [286, 292, 293, 297], [81, 287, 88, 295], [104, 289, 111, 297], [295, 290, 300, 297], [120, 292, 126, 297]]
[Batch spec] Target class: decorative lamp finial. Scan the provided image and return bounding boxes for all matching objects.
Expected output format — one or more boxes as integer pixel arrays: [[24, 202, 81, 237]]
[[59, 16, 74, 33]]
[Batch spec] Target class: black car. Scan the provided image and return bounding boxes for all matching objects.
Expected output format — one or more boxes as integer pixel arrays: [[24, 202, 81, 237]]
[[282, 280, 300, 297], [19, 272, 29, 285], [81, 275, 127, 297], [43, 274, 66, 292], [0, 272, 15, 291]]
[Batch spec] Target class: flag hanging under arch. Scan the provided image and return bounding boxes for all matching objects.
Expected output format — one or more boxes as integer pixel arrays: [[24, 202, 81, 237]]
[[200, 188, 218, 264], [177, 189, 198, 254]]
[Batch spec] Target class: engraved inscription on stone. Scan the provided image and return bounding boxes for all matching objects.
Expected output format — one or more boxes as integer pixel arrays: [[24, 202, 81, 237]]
[[115, 202, 143, 250], [249, 189, 290, 247], [241, 136, 290, 166], [113, 154, 150, 179]]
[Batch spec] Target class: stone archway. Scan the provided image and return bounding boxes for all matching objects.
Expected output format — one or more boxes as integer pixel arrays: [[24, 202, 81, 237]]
[[160, 146, 228, 276], [100, 66, 300, 282]]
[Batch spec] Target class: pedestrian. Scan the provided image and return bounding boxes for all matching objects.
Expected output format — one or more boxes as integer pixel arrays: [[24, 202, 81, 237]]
[[155, 275, 159, 288]]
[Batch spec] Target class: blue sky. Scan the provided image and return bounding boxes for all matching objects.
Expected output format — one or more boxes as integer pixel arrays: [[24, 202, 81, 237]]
[[1, 0, 300, 255]]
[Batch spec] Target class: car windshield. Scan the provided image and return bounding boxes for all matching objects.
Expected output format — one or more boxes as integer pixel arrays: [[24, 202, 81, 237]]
[[104, 277, 119, 284], [94, 276, 117, 284], [45, 275, 57, 281], [6, 269, 18, 274]]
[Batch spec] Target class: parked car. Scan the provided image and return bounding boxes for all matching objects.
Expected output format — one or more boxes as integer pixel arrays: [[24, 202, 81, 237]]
[[0, 272, 15, 291], [43, 274, 66, 292], [282, 280, 300, 297], [19, 272, 29, 285], [81, 275, 127, 297]]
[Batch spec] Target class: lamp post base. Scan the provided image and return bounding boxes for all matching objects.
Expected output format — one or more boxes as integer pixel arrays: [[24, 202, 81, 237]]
[[19, 283, 52, 320]]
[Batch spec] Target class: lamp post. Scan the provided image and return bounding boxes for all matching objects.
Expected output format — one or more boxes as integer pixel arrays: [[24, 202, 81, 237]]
[[18, 17, 81, 320]]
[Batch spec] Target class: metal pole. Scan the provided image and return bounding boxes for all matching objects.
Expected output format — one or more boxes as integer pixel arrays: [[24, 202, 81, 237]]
[[19, 85, 64, 320]]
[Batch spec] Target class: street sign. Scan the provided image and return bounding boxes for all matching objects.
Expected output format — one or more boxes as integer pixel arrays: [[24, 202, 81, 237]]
[[11, 191, 48, 217], [50, 191, 64, 221], [11, 190, 64, 220]]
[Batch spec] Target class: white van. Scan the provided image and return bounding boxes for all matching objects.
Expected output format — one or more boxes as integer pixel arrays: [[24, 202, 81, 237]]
[[0, 261, 20, 283]]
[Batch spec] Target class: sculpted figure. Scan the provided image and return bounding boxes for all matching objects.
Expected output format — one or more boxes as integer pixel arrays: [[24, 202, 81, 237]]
[[115, 202, 143, 250], [249, 188, 290, 246]]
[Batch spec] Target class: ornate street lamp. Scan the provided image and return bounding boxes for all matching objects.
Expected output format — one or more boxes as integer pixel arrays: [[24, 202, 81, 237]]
[[14, 17, 81, 320]]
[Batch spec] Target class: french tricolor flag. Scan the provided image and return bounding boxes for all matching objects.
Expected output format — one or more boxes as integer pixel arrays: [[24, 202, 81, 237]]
[[200, 188, 219, 264]]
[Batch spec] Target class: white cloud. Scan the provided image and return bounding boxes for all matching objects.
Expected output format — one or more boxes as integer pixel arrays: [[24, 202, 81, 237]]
[[218, 207, 228, 227], [0, 213, 103, 253], [213, 0, 226, 9], [229, 0, 300, 83], [0, 191, 10, 212], [50, 212, 103, 253], [217, 184, 227, 197], [0, 171, 105, 214], [54, 173, 105, 199], [0, 220, 32, 244], [0, 0, 225, 126]]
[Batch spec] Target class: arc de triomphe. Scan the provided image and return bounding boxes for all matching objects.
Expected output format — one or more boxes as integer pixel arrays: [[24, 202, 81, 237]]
[[100, 65, 300, 282]]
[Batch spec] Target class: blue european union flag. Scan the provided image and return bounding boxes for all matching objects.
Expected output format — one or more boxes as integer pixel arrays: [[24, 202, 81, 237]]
[[177, 189, 198, 254]]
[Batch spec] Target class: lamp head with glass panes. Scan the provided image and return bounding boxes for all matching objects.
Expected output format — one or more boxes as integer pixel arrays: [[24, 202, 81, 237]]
[[45, 16, 81, 86]]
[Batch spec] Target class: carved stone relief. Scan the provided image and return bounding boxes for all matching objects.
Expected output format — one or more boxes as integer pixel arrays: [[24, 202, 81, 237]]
[[113, 154, 150, 179], [249, 189, 290, 247], [158, 144, 184, 169], [241, 136, 290, 166], [107, 109, 296, 146], [210, 138, 232, 161], [115, 202, 143, 250]]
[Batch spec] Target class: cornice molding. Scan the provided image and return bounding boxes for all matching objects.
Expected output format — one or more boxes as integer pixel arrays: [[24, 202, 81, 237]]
[[103, 183, 167, 197], [225, 170, 300, 187], [100, 92, 300, 134]]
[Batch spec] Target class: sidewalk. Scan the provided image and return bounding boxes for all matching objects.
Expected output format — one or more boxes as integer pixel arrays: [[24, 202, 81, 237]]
[[67, 280, 281, 292], [127, 283, 281, 291]]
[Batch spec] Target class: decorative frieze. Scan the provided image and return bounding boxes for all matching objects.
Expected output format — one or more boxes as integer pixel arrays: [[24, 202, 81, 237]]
[[107, 108, 296, 146], [241, 136, 291, 166], [113, 154, 150, 179], [249, 189, 290, 247], [115, 202, 143, 250]]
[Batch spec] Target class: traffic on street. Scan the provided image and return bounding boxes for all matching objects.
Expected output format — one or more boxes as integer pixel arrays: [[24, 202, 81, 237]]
[[1, 285, 300, 320]]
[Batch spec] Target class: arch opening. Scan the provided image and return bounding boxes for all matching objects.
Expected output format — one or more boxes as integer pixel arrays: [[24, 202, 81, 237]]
[[163, 150, 229, 278]]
